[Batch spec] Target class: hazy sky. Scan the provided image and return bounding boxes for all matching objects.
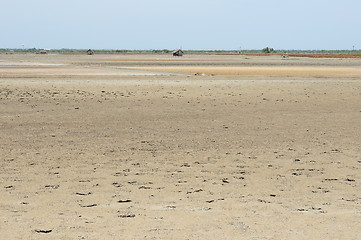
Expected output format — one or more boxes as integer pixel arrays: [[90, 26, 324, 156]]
[[1, 0, 361, 50]]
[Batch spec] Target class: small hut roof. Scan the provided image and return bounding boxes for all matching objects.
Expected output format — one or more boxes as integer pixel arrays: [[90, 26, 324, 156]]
[[172, 49, 183, 53]]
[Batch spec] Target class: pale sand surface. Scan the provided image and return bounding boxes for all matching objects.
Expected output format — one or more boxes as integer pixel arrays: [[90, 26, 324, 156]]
[[125, 66, 361, 78], [0, 53, 360, 239]]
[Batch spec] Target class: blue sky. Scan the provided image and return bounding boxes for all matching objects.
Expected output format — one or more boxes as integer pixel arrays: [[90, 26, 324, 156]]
[[1, 0, 361, 50]]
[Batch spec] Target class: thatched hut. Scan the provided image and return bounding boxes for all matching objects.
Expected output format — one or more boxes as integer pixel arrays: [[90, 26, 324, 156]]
[[172, 49, 184, 56]]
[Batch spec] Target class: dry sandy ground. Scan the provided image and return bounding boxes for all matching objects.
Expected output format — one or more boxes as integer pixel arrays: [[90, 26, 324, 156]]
[[0, 53, 361, 240]]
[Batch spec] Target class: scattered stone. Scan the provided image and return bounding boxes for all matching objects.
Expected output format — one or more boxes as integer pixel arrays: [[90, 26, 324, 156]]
[[45, 185, 59, 189], [341, 198, 356, 202], [297, 207, 325, 213], [323, 178, 338, 181], [222, 178, 230, 183], [181, 163, 191, 167], [76, 192, 92, 196], [35, 229, 52, 234], [187, 189, 203, 194], [112, 182, 122, 188], [78, 180, 90, 183], [118, 214, 135, 218], [194, 73, 206, 76], [80, 204, 97, 208], [199, 207, 212, 211]]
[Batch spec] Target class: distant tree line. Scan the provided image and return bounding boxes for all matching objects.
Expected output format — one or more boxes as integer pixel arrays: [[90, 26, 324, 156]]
[[1, 48, 361, 55]]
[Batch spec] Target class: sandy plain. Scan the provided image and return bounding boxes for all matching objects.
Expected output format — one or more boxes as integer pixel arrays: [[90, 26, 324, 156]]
[[0, 53, 360, 240]]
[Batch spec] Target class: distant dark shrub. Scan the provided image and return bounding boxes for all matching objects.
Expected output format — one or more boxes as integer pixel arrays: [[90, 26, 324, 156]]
[[262, 47, 274, 53]]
